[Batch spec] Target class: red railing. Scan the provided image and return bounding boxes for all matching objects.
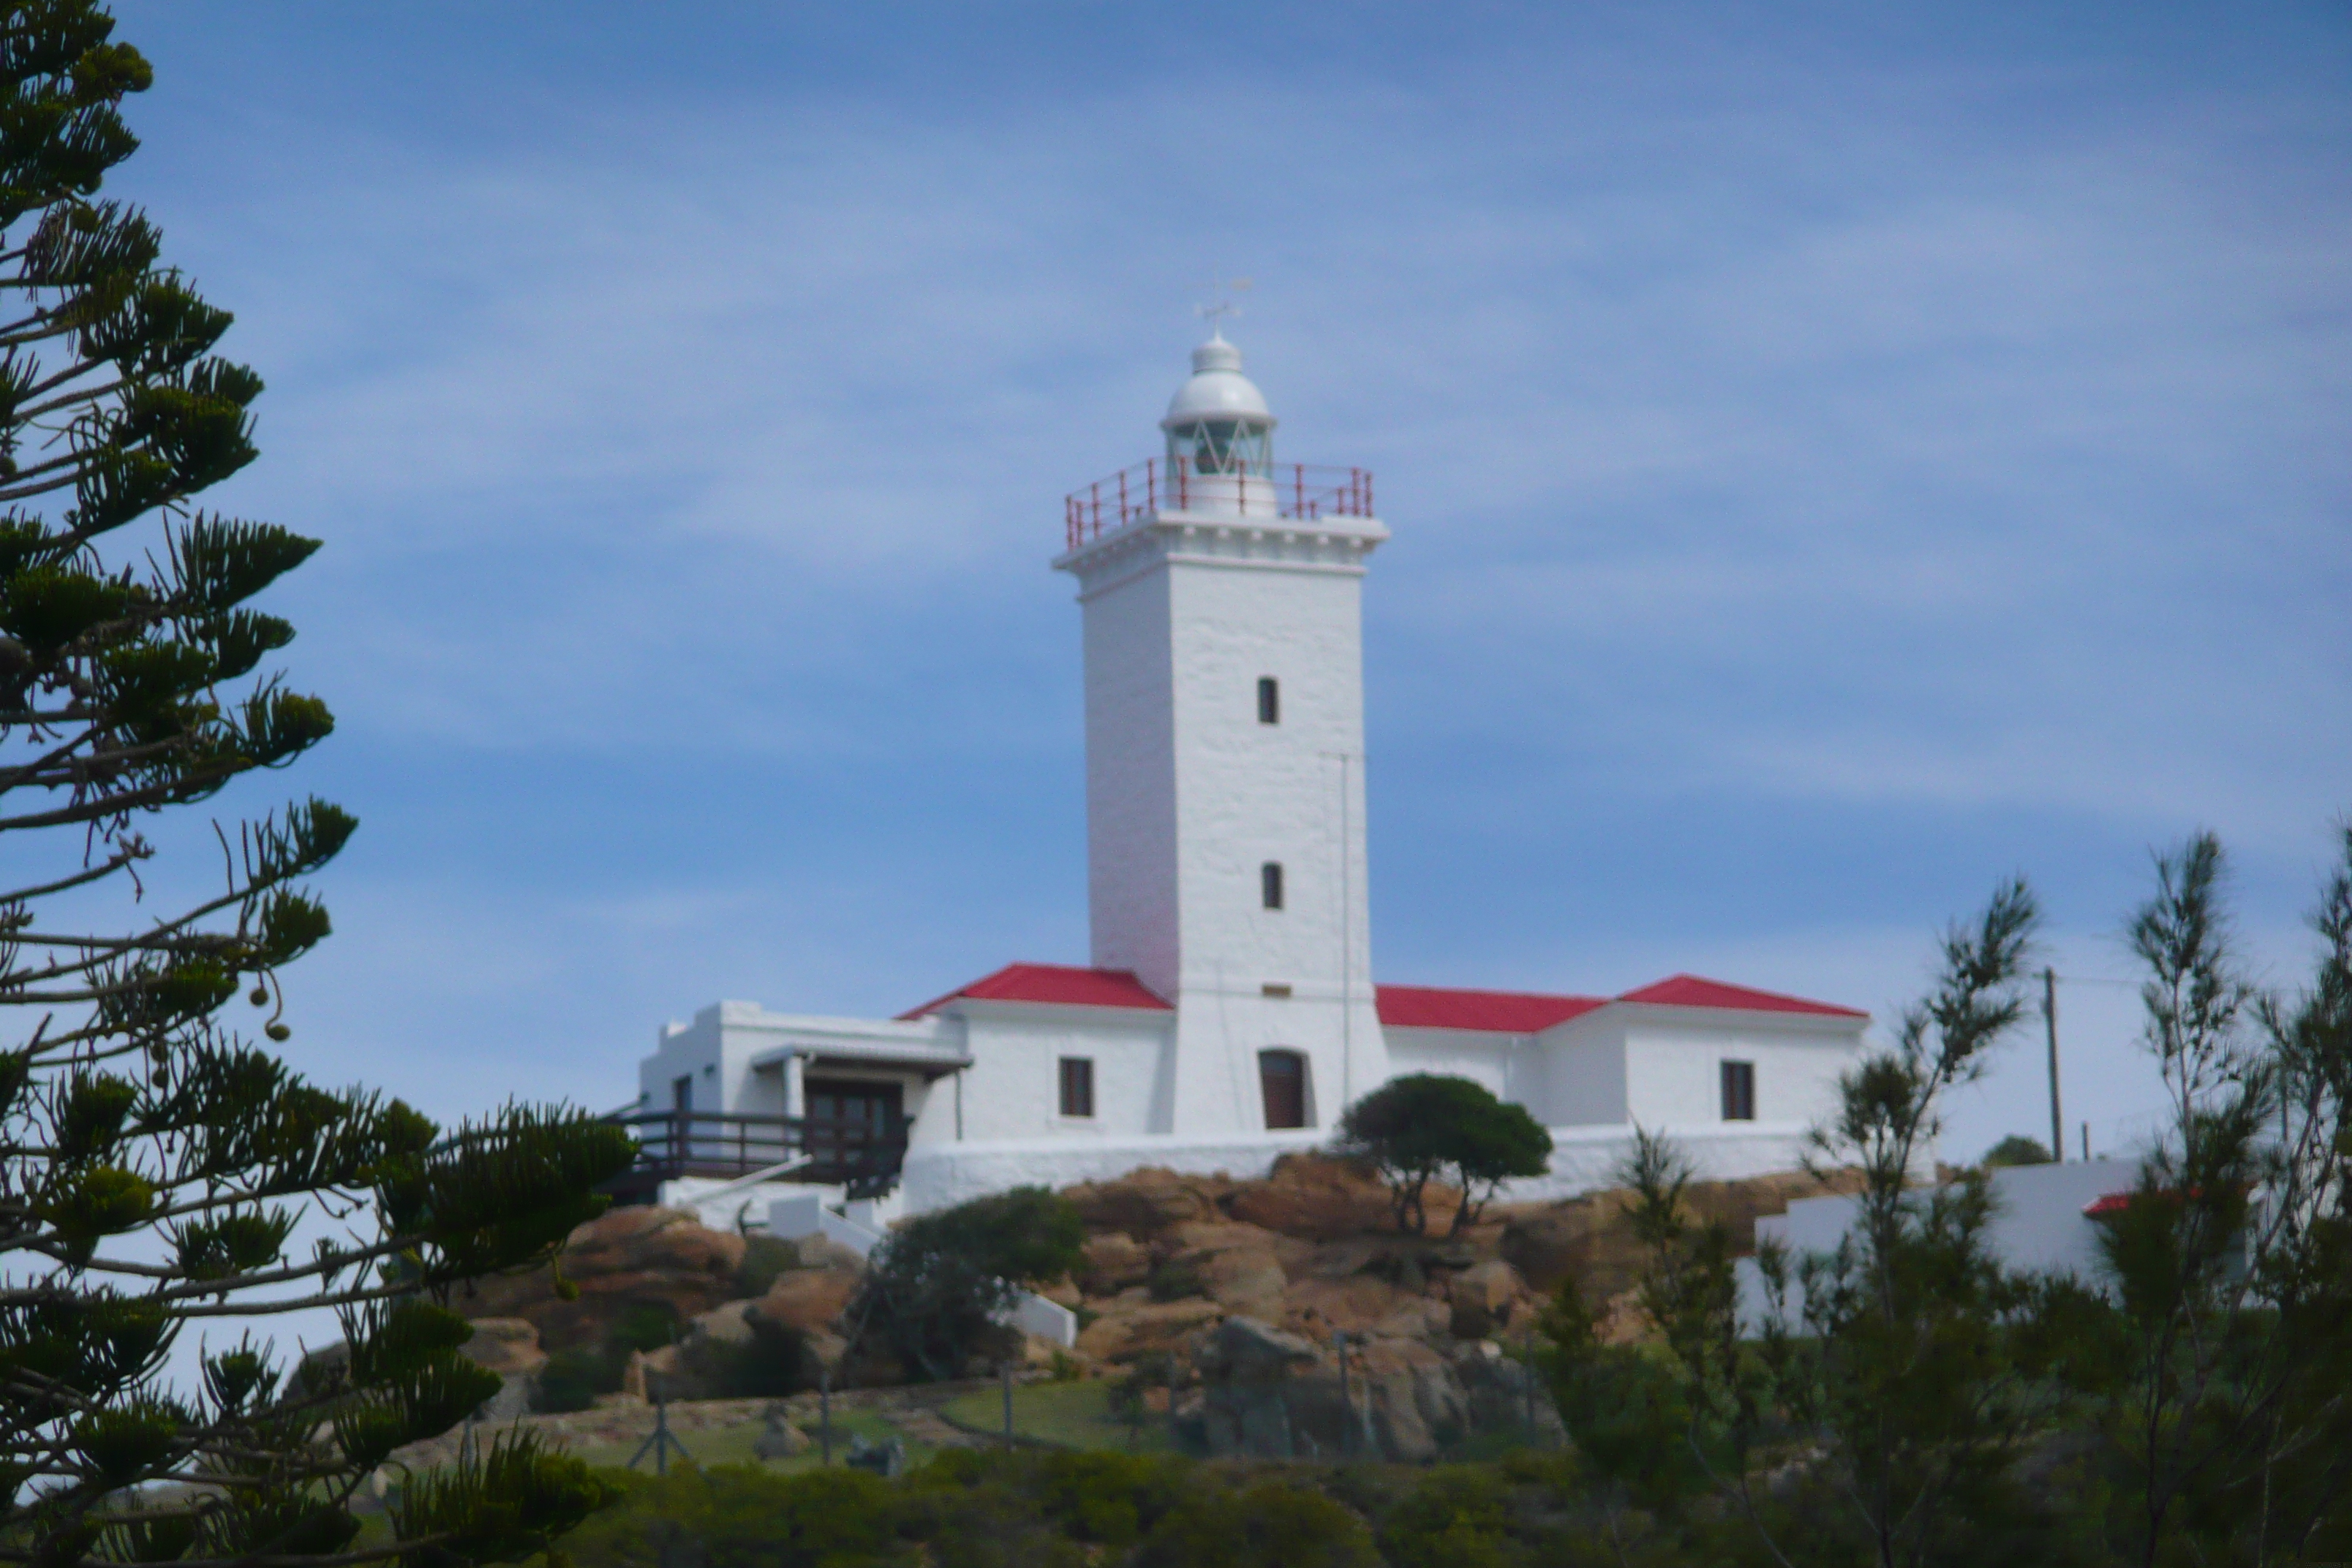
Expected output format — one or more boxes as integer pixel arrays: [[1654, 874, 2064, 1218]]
[[1063, 460, 1375, 551]]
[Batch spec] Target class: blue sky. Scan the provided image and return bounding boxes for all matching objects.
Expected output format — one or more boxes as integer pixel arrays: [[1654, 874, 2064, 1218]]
[[102, 1, 2351, 1164]]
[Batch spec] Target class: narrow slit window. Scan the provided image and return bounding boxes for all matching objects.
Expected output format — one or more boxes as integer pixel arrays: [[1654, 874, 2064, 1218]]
[[1257, 676, 1280, 725], [1261, 862, 1284, 910], [1721, 1060, 1755, 1121], [1058, 1057, 1095, 1118]]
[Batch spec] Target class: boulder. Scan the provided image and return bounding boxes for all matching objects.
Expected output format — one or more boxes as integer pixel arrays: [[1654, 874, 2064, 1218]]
[[747, 1269, 859, 1336], [1192, 1315, 1320, 1380], [1063, 1167, 1232, 1238], [687, 1300, 757, 1346], [1282, 1274, 1445, 1341], [459, 1318, 546, 1379], [792, 1235, 868, 1273], [753, 1401, 811, 1458], [1225, 1153, 1397, 1240], [1075, 1298, 1223, 1363], [1199, 1246, 1287, 1319], [1447, 1259, 1527, 1338], [461, 1206, 749, 1352], [1498, 1169, 1863, 1298], [1076, 1232, 1151, 1294]]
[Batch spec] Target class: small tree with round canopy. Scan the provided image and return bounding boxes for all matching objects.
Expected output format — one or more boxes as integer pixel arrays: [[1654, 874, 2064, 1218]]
[[1334, 1074, 1553, 1236]]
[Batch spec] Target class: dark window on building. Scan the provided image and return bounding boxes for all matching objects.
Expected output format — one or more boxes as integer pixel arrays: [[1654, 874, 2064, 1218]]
[[804, 1078, 905, 1180], [1059, 1057, 1096, 1118], [1721, 1060, 1756, 1121], [1262, 862, 1284, 910], [1257, 676, 1279, 725], [1259, 1049, 1308, 1130], [671, 1074, 693, 1115]]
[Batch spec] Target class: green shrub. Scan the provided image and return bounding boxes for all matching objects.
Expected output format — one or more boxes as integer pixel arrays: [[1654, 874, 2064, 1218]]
[[531, 1346, 618, 1414], [698, 1314, 813, 1399], [1335, 1074, 1553, 1235], [851, 1187, 1087, 1382], [736, 1232, 802, 1298], [608, 1301, 681, 1355], [1982, 1134, 2054, 1167], [1145, 1256, 1204, 1302], [1137, 1479, 1379, 1568]]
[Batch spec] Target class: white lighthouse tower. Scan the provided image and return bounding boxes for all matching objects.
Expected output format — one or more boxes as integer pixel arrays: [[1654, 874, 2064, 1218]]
[[1055, 333, 1390, 1137]]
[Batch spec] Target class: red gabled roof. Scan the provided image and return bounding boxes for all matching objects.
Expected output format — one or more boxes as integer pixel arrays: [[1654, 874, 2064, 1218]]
[[897, 962, 1171, 1019], [1616, 974, 1868, 1019], [1376, 984, 1607, 1033], [1376, 973, 1866, 1033]]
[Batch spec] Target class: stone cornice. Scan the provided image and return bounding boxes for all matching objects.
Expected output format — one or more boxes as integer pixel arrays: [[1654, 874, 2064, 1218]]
[[1054, 508, 1389, 598]]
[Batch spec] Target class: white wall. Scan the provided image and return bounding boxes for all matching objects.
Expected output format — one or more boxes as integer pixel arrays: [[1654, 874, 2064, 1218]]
[[900, 1120, 1822, 1215], [901, 1127, 1333, 1213], [951, 1003, 1175, 1140], [1616, 1009, 1862, 1132], [1383, 1026, 1576, 1115], [1738, 1158, 2141, 1328], [1531, 1019, 1630, 1126], [1079, 560, 1180, 999], [1062, 508, 1390, 1140]]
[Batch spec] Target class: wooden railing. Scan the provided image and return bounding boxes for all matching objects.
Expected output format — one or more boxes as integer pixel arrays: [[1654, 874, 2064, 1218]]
[[599, 1108, 911, 1203]]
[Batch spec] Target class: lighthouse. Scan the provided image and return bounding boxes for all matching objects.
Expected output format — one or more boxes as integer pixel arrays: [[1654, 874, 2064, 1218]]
[[1056, 332, 1391, 1137], [629, 330, 1871, 1226]]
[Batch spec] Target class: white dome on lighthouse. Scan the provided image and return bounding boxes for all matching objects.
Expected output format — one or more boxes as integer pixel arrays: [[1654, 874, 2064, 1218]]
[[1161, 333, 1275, 430]]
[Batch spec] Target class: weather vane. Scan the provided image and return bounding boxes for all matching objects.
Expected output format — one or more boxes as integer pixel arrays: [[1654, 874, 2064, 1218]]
[[1196, 275, 1252, 333]]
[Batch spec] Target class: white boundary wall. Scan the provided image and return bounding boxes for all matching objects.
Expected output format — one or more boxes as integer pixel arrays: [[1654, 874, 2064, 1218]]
[[900, 1122, 1817, 1215]]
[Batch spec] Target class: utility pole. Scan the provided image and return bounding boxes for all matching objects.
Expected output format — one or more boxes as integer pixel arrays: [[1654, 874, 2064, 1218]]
[[2043, 968, 2063, 1164]]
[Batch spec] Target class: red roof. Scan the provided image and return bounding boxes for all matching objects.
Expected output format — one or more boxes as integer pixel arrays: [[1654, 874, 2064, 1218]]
[[1616, 974, 1868, 1019], [1375, 984, 1607, 1033], [1377, 973, 1865, 1033], [901, 965, 1859, 1030], [898, 962, 1170, 1019]]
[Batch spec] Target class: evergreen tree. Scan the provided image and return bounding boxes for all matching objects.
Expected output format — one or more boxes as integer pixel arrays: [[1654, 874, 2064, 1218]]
[[2081, 829, 2352, 1564], [0, 6, 633, 1567]]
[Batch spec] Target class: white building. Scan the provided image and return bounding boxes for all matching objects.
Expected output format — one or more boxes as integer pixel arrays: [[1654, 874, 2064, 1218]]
[[634, 333, 1870, 1217]]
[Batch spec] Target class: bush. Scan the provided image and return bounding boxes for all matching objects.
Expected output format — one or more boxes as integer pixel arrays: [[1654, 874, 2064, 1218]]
[[529, 1302, 683, 1412], [736, 1232, 804, 1297], [1335, 1074, 1553, 1234], [1982, 1134, 2054, 1167], [532, 1346, 619, 1414], [1137, 1480, 1380, 1568], [851, 1186, 1087, 1381]]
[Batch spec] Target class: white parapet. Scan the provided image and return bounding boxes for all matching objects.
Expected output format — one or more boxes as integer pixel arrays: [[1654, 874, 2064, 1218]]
[[900, 1129, 1333, 1214], [901, 1122, 1820, 1217]]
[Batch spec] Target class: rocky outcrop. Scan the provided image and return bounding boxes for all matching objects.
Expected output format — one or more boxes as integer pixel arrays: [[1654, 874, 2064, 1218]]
[[1177, 1315, 1559, 1463], [745, 1268, 860, 1337], [1224, 1153, 1395, 1240], [1063, 1167, 1232, 1238], [459, 1318, 546, 1380], [462, 1206, 748, 1352]]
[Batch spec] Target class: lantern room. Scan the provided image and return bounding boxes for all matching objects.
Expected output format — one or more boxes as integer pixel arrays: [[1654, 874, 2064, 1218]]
[[1161, 331, 1275, 480]]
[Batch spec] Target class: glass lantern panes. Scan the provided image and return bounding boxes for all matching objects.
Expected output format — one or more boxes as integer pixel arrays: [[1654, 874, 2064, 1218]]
[[1167, 415, 1272, 478]]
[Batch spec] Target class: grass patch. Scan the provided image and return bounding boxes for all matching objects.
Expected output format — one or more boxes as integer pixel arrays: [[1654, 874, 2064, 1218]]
[[938, 1379, 1181, 1454]]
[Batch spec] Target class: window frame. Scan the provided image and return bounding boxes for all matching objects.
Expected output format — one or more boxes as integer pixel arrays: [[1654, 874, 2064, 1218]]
[[1058, 1056, 1096, 1120], [1720, 1060, 1756, 1122]]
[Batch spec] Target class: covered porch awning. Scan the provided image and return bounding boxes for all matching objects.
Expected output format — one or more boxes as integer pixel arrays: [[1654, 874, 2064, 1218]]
[[750, 1042, 972, 1082]]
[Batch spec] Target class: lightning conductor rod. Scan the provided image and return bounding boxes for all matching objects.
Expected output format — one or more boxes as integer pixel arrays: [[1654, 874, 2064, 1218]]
[[2043, 967, 2064, 1164]]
